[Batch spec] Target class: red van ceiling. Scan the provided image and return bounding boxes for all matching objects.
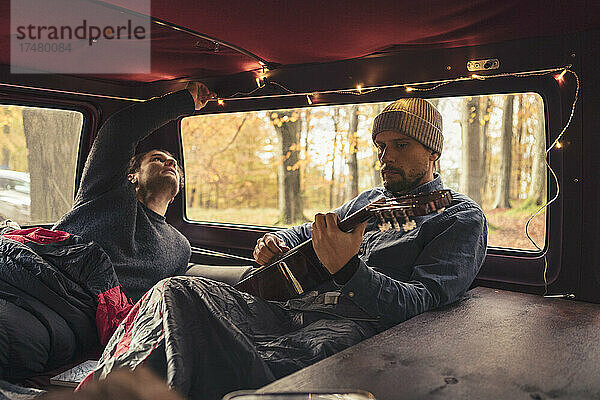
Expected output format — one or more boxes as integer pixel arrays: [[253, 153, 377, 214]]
[[0, 0, 598, 83]]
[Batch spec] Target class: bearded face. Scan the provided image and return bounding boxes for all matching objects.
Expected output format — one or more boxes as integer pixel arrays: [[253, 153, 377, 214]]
[[375, 131, 437, 194], [133, 151, 181, 200]]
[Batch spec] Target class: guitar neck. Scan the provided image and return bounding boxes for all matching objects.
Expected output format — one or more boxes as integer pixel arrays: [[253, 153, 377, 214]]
[[270, 190, 452, 264], [337, 206, 375, 232], [268, 208, 370, 265]]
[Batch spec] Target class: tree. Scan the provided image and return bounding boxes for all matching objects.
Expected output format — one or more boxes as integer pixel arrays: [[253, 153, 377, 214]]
[[301, 108, 312, 199], [270, 110, 306, 224], [428, 99, 442, 174], [479, 96, 492, 195], [345, 105, 359, 199], [527, 100, 547, 206], [181, 112, 277, 215], [0, 106, 28, 172], [370, 104, 385, 187], [512, 95, 526, 200], [493, 95, 515, 208], [460, 97, 483, 204], [22, 108, 82, 223], [329, 108, 340, 209]]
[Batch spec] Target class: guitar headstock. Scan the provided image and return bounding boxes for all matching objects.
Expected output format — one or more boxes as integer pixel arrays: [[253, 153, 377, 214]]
[[368, 190, 452, 232]]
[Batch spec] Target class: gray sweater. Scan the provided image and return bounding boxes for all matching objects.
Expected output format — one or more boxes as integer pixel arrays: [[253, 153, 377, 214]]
[[54, 90, 194, 302]]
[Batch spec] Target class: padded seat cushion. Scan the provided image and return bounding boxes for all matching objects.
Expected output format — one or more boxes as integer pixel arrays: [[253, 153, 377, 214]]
[[185, 264, 253, 286]]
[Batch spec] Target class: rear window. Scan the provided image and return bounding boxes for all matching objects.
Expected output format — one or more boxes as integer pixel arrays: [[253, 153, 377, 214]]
[[181, 93, 546, 251], [0, 104, 82, 226]]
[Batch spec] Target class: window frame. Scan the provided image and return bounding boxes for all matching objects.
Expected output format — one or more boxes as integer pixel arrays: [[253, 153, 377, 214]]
[[175, 75, 564, 275]]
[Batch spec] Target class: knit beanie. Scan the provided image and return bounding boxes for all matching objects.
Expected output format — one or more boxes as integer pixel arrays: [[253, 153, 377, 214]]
[[372, 98, 443, 154]]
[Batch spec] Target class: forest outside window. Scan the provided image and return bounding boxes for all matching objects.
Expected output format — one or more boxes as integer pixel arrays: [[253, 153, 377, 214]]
[[0, 104, 82, 226], [181, 93, 546, 251]]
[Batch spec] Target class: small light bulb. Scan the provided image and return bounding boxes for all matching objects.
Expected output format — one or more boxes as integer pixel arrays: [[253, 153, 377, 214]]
[[405, 87, 414, 92], [217, 99, 225, 106], [555, 141, 563, 149], [554, 70, 567, 83], [306, 94, 313, 105], [356, 85, 362, 94]]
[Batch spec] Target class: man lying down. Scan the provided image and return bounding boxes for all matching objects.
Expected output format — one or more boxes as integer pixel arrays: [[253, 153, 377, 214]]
[[86, 97, 488, 400]]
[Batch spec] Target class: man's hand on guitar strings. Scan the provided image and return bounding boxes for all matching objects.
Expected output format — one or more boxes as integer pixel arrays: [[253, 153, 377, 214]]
[[312, 213, 367, 274], [253, 233, 290, 265]]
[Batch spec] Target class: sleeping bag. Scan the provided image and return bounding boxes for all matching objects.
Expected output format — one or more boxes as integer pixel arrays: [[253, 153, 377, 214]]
[[0, 228, 132, 380]]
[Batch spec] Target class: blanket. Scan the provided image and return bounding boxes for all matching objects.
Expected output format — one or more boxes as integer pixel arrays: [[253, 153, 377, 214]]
[[91, 276, 375, 400]]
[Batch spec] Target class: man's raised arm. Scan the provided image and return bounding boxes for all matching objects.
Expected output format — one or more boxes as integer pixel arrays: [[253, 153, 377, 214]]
[[74, 83, 214, 205]]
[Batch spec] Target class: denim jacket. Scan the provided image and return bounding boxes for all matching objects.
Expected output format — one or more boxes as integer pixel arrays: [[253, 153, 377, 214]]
[[275, 174, 488, 331]]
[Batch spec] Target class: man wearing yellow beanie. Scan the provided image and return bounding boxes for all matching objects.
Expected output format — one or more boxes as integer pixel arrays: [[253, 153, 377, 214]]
[[256, 97, 487, 326]]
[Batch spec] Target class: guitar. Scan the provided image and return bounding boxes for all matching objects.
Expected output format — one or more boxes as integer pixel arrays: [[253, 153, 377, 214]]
[[235, 190, 452, 301]]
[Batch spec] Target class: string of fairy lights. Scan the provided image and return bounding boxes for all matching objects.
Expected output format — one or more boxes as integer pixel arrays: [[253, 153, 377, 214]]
[[528, 69, 578, 296], [213, 65, 572, 104], [213, 65, 580, 294]]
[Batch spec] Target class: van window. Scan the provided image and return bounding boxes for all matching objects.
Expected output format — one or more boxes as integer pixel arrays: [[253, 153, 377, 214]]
[[181, 93, 546, 251], [0, 105, 83, 226]]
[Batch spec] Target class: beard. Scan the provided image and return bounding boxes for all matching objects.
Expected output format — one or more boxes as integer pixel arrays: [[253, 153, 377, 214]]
[[139, 173, 179, 199], [382, 167, 427, 194]]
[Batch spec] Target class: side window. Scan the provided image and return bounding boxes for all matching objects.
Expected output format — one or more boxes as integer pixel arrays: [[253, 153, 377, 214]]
[[0, 105, 83, 226], [181, 93, 546, 251]]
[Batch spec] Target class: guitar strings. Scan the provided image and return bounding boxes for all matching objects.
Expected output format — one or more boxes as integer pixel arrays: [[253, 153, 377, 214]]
[[190, 246, 255, 263]]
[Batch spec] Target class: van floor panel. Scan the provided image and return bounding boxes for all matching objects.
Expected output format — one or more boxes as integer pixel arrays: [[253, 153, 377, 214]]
[[259, 287, 600, 399]]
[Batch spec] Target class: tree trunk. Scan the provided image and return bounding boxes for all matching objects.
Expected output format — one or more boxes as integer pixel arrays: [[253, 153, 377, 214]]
[[528, 100, 547, 205], [302, 109, 312, 196], [214, 182, 219, 209], [460, 97, 483, 204], [345, 105, 359, 199], [493, 95, 515, 208], [22, 108, 82, 224], [271, 111, 304, 224], [480, 96, 492, 200], [427, 99, 442, 173], [513, 95, 525, 200], [371, 104, 385, 187], [329, 108, 340, 209]]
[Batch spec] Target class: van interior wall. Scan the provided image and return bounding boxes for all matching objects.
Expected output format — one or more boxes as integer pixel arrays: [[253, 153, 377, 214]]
[[1, 30, 597, 302], [578, 30, 600, 303]]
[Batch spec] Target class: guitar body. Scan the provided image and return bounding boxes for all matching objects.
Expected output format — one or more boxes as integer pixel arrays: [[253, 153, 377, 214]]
[[235, 189, 452, 301], [235, 239, 331, 301]]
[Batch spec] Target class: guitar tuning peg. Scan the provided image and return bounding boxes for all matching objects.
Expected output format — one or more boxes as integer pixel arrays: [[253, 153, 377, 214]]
[[378, 221, 392, 232], [402, 220, 417, 231], [397, 209, 416, 232], [377, 212, 392, 231], [390, 212, 401, 231]]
